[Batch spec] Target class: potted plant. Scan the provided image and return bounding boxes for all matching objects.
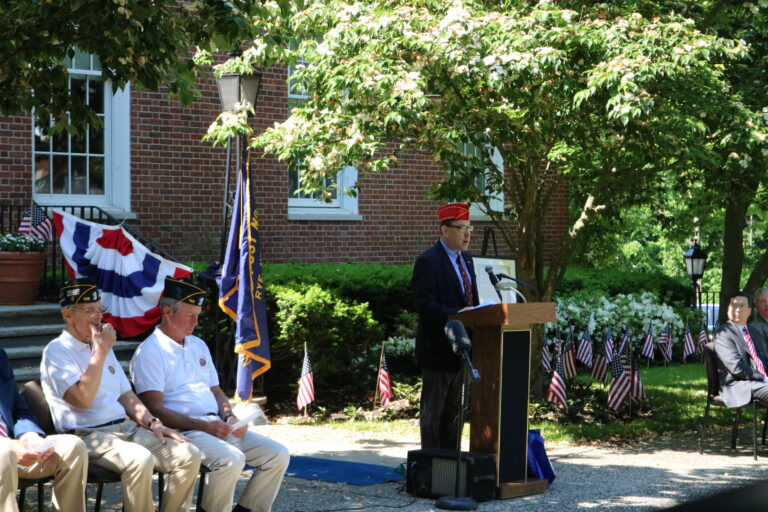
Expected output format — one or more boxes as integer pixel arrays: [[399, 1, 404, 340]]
[[0, 233, 47, 305]]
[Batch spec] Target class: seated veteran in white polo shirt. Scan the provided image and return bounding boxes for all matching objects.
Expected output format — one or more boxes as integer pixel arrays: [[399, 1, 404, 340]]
[[40, 278, 202, 512], [131, 277, 289, 512]]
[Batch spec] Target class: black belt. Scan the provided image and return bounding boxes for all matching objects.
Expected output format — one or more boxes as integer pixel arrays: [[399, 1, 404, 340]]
[[89, 418, 126, 428]]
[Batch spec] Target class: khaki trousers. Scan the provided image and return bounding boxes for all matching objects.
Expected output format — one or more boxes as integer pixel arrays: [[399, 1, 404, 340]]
[[184, 423, 289, 512], [76, 420, 201, 512], [0, 434, 88, 512]]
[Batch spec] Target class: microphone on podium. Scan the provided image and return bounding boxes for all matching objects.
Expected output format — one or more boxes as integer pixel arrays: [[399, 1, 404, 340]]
[[444, 320, 480, 382]]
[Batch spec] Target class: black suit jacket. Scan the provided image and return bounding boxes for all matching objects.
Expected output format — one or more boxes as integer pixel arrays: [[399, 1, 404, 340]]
[[713, 321, 768, 407], [0, 349, 44, 438], [411, 241, 479, 372]]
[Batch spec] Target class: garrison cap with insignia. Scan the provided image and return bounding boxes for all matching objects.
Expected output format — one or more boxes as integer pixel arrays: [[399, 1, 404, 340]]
[[59, 278, 101, 306], [163, 276, 206, 306]]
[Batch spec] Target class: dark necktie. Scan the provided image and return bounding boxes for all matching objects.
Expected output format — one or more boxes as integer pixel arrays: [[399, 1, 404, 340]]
[[743, 326, 767, 377], [456, 254, 473, 307]]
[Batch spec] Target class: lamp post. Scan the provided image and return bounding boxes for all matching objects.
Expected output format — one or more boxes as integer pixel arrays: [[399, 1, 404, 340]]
[[215, 70, 263, 262], [683, 241, 708, 314]]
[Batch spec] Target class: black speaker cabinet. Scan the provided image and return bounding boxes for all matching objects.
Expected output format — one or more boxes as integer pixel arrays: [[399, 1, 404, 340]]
[[406, 448, 496, 501]]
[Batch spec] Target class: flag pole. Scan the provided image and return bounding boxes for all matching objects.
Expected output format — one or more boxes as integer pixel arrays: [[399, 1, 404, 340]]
[[303, 342, 309, 418]]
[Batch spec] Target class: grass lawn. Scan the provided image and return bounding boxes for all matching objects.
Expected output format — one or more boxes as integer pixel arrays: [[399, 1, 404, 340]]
[[292, 362, 754, 447], [532, 361, 738, 444]]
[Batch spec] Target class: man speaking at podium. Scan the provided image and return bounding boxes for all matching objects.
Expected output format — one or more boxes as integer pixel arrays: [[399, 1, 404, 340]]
[[411, 202, 479, 450]]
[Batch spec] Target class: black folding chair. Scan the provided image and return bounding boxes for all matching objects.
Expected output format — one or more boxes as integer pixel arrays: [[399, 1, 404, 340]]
[[699, 342, 768, 460]]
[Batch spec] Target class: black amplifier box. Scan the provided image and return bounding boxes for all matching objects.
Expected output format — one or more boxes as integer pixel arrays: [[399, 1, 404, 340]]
[[405, 448, 496, 501]]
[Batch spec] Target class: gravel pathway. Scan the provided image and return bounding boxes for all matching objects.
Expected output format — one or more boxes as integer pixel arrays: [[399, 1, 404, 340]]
[[56, 422, 768, 511]]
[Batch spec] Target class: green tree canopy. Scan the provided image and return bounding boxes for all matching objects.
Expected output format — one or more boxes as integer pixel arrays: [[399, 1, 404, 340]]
[[205, 0, 765, 302], [0, 0, 271, 130]]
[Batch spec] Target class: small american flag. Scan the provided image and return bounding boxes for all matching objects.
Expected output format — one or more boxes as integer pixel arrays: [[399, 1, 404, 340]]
[[607, 339, 631, 411], [542, 338, 552, 373], [591, 328, 612, 384], [546, 350, 568, 409], [562, 326, 577, 378], [640, 323, 655, 360], [656, 324, 671, 362], [631, 357, 646, 402], [697, 322, 708, 353], [296, 345, 315, 410], [576, 326, 593, 367], [682, 324, 696, 361], [18, 203, 54, 241], [377, 351, 393, 408], [0, 416, 9, 438]]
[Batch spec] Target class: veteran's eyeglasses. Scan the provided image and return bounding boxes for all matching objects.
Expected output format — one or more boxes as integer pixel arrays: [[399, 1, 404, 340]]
[[71, 306, 107, 316], [445, 224, 474, 233]]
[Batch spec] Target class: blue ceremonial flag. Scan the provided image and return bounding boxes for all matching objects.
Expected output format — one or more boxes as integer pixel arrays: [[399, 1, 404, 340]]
[[219, 145, 271, 403]]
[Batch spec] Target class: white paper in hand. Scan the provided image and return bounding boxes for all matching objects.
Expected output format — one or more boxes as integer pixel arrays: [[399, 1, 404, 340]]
[[231, 401, 267, 428], [33, 437, 57, 454]]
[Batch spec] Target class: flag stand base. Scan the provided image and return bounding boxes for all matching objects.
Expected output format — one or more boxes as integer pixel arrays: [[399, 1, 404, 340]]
[[497, 478, 548, 499]]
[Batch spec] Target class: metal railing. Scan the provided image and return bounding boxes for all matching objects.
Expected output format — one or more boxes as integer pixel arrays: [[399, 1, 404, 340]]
[[0, 203, 258, 396]]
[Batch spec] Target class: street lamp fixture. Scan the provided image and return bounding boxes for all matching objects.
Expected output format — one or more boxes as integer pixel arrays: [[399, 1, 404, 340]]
[[683, 241, 708, 283], [215, 71, 262, 114]]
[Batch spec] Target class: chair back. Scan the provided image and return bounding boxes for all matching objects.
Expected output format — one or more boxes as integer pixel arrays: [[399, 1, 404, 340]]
[[20, 381, 56, 435], [702, 342, 721, 398]]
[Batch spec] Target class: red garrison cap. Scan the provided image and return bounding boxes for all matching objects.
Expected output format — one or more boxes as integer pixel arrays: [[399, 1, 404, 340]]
[[438, 203, 470, 222]]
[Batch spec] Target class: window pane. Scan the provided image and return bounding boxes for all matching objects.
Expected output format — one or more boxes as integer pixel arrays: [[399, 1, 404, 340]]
[[89, 157, 104, 195], [34, 126, 50, 151], [71, 129, 86, 153], [52, 130, 68, 153], [73, 49, 90, 70], [89, 122, 104, 154], [71, 156, 87, 194], [89, 78, 104, 114], [71, 75, 87, 105], [91, 54, 102, 71], [52, 155, 70, 193], [35, 156, 51, 193]]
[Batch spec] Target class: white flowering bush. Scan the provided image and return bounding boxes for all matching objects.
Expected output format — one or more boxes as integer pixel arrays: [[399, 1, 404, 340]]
[[0, 233, 46, 252], [550, 290, 696, 347]]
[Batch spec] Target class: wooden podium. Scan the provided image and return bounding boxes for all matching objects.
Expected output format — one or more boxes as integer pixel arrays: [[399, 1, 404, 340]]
[[451, 302, 556, 499]]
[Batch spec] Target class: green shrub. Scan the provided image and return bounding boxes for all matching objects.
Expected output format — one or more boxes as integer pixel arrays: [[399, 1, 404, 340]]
[[264, 263, 414, 338], [558, 267, 692, 308], [267, 284, 384, 402]]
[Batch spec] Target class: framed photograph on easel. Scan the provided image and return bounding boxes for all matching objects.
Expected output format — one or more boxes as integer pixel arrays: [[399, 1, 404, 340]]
[[472, 256, 518, 304]]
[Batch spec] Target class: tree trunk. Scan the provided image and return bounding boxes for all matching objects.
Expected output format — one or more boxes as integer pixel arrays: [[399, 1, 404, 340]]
[[718, 190, 755, 321]]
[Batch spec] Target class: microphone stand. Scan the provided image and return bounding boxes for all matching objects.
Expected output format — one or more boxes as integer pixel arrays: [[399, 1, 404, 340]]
[[436, 356, 479, 511]]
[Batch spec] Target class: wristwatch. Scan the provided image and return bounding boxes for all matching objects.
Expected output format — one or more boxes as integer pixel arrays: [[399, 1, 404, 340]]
[[147, 417, 162, 429]]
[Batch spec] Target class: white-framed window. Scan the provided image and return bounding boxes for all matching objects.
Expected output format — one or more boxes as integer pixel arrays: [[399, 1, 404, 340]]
[[286, 50, 360, 220], [32, 49, 131, 215], [458, 142, 504, 219]]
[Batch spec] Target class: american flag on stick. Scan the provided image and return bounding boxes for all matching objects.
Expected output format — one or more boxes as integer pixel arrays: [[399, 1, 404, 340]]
[[296, 344, 315, 410], [640, 323, 654, 360], [18, 203, 54, 241], [682, 324, 696, 361], [562, 326, 577, 378], [542, 337, 552, 373], [607, 335, 631, 411], [591, 328, 613, 384], [697, 322, 708, 353], [631, 356, 646, 402], [546, 349, 568, 409], [377, 347, 393, 408], [576, 326, 593, 367], [656, 324, 671, 362]]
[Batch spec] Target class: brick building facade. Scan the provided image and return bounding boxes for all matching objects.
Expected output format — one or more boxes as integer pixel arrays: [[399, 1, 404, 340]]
[[0, 61, 568, 267]]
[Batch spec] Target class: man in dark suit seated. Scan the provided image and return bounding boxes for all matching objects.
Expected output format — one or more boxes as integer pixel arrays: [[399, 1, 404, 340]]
[[713, 291, 768, 407], [411, 202, 479, 450], [0, 349, 87, 511]]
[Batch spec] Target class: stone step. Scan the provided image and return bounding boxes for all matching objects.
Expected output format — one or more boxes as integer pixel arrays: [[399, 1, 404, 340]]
[[5, 341, 140, 360], [0, 303, 62, 328]]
